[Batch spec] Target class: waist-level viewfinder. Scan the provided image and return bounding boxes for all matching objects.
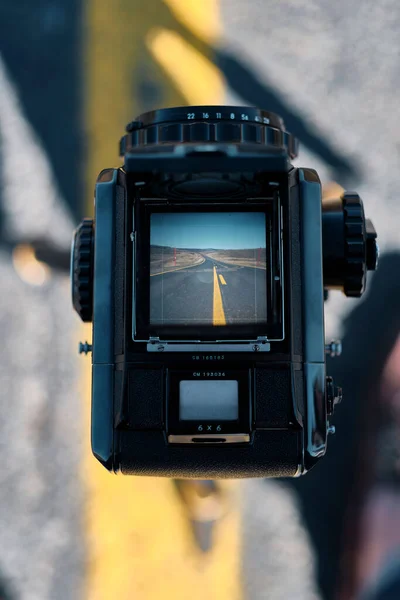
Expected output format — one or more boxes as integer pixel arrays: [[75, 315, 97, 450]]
[[71, 106, 378, 478]]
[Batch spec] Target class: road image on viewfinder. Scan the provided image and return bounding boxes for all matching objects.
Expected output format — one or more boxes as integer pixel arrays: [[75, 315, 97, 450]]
[[149, 212, 267, 326]]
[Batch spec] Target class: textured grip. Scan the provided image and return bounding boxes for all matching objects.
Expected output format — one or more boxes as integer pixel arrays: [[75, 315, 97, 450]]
[[255, 368, 292, 428], [118, 430, 300, 478], [128, 368, 164, 430]]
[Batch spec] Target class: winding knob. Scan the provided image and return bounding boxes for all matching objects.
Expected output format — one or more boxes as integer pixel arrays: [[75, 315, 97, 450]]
[[71, 218, 94, 322], [322, 191, 378, 297], [366, 218, 379, 271]]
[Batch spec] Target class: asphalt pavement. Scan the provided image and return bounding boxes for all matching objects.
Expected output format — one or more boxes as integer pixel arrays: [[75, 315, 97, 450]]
[[217, 262, 267, 325], [221, 2, 400, 598], [151, 258, 215, 325], [150, 256, 267, 325], [1, 1, 399, 599], [221, 0, 400, 340]]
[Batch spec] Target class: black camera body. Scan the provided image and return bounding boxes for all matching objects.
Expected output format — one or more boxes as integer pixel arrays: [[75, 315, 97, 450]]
[[72, 106, 377, 478]]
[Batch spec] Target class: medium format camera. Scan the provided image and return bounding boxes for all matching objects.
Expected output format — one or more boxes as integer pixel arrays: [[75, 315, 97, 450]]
[[71, 106, 378, 478]]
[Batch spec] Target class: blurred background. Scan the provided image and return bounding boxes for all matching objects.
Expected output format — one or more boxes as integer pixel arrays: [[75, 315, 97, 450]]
[[0, 1, 400, 599]]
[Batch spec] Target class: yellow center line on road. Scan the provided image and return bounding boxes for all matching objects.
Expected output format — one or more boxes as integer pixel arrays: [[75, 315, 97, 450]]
[[146, 28, 224, 104], [213, 267, 227, 325], [163, 0, 221, 43], [218, 274, 227, 285], [83, 1, 242, 599]]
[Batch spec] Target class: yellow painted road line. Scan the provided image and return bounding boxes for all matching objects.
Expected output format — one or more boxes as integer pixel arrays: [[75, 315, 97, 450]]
[[83, 1, 242, 600], [213, 267, 226, 325], [150, 257, 205, 277], [146, 28, 224, 105], [164, 0, 221, 43], [218, 274, 227, 285]]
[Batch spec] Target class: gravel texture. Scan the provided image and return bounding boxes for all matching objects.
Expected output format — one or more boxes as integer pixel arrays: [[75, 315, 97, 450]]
[[0, 54, 85, 600], [221, 0, 400, 339]]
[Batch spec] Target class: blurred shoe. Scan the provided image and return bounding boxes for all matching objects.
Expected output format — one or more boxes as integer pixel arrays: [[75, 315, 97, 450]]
[[173, 479, 231, 552]]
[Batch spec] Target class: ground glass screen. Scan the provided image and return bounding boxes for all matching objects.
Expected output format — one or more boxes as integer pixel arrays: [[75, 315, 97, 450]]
[[149, 212, 267, 326]]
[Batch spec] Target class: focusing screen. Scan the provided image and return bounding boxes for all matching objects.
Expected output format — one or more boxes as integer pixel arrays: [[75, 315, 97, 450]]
[[150, 212, 267, 326]]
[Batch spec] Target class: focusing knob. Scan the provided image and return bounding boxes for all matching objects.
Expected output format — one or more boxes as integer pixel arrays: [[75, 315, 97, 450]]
[[366, 218, 379, 271], [342, 192, 367, 297], [322, 191, 378, 297], [71, 218, 94, 322]]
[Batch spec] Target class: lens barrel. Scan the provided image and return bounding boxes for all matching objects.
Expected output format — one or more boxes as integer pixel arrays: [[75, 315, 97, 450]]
[[119, 105, 298, 159]]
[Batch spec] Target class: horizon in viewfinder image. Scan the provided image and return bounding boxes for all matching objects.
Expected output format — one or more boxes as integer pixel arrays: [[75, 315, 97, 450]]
[[149, 212, 268, 326]]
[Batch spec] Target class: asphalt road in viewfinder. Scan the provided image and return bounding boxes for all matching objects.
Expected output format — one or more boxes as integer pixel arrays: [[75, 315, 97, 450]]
[[150, 256, 267, 326]]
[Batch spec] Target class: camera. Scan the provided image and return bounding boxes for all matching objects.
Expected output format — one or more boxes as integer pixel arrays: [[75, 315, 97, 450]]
[[71, 106, 377, 478]]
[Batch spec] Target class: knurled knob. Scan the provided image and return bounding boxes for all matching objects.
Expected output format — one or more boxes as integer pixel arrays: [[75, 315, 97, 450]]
[[71, 218, 94, 322]]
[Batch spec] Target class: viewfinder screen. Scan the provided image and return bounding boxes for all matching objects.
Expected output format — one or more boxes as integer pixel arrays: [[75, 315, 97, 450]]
[[149, 212, 267, 326]]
